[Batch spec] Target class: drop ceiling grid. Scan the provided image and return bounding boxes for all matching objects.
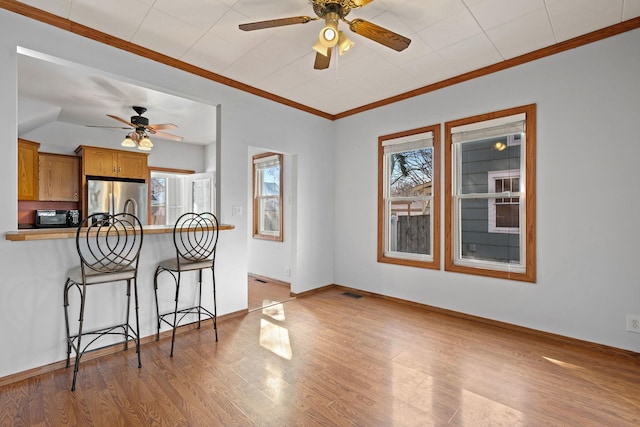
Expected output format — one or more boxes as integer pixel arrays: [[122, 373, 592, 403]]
[[12, 0, 640, 115]]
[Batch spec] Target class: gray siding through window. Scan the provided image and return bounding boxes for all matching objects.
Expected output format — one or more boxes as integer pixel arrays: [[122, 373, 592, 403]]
[[460, 137, 520, 263]]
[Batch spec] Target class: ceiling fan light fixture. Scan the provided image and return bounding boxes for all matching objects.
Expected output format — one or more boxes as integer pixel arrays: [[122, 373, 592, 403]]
[[121, 133, 136, 147], [312, 39, 330, 57], [319, 11, 339, 47], [337, 31, 354, 55], [138, 135, 153, 150]]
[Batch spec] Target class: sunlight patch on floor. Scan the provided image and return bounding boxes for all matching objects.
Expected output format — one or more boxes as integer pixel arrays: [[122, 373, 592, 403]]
[[259, 304, 292, 360]]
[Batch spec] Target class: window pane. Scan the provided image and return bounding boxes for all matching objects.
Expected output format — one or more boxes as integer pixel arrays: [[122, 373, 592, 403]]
[[388, 200, 431, 255], [460, 198, 520, 264], [259, 197, 280, 234], [260, 164, 280, 196], [461, 138, 521, 195], [496, 203, 519, 228], [253, 152, 283, 241], [150, 177, 166, 225], [390, 148, 433, 197]]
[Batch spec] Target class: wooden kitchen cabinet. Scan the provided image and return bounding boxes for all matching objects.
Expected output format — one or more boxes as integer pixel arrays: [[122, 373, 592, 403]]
[[75, 146, 148, 180], [38, 153, 80, 201], [18, 139, 40, 201], [116, 151, 148, 179]]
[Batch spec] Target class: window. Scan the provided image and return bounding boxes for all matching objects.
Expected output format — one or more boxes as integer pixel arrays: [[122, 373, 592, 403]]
[[445, 104, 536, 282], [253, 152, 283, 241], [149, 170, 188, 225], [488, 170, 520, 233], [378, 124, 440, 269]]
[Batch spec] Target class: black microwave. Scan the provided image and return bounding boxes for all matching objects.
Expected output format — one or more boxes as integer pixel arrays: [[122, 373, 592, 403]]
[[35, 210, 81, 228]]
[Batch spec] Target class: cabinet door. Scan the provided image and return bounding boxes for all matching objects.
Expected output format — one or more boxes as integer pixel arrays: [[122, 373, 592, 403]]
[[18, 139, 40, 200], [84, 148, 117, 177], [39, 153, 80, 201], [117, 152, 147, 179]]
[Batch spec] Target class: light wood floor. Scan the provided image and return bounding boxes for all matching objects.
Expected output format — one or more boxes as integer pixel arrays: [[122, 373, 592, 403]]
[[2, 287, 640, 426], [248, 274, 293, 311]]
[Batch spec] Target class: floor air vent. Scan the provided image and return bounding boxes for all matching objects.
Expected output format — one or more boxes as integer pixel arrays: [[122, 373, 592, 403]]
[[254, 278, 267, 283], [342, 291, 363, 299]]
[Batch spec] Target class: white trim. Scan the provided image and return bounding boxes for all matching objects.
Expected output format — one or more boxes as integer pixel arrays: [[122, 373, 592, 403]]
[[487, 169, 520, 234], [451, 113, 525, 134]]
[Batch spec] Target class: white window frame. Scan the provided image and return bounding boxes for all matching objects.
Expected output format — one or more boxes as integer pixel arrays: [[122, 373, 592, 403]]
[[488, 169, 520, 234]]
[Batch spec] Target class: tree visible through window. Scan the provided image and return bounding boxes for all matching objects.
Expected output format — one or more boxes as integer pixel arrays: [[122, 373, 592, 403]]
[[253, 152, 283, 241], [378, 124, 440, 269]]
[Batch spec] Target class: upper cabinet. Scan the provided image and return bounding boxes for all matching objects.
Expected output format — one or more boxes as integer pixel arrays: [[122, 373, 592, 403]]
[[38, 153, 80, 201], [18, 139, 40, 201], [75, 146, 148, 180]]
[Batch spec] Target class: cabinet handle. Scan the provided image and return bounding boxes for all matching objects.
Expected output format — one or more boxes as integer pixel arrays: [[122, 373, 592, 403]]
[[118, 166, 122, 172]]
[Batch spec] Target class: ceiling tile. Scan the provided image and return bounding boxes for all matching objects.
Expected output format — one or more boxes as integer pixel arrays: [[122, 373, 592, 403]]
[[397, 51, 457, 84], [231, 0, 310, 21], [18, 0, 72, 18], [394, 0, 467, 33], [437, 33, 503, 74], [417, 8, 483, 51], [623, 0, 640, 20], [466, 0, 546, 30], [152, 0, 230, 30], [221, 33, 309, 85], [68, 0, 152, 41], [132, 9, 206, 59], [548, 0, 624, 42], [487, 8, 556, 58], [181, 31, 251, 74]]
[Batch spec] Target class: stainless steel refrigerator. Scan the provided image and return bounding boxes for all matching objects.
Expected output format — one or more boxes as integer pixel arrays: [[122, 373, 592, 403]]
[[87, 178, 148, 224]]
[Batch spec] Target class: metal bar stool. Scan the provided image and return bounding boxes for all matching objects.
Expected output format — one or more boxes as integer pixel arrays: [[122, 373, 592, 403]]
[[154, 212, 219, 357], [63, 213, 144, 391]]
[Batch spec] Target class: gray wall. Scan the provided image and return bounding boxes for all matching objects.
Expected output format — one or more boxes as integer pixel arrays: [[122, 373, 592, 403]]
[[333, 28, 640, 353]]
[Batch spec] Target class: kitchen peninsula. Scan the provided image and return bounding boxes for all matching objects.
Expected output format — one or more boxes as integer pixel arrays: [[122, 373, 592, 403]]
[[5, 223, 234, 241]]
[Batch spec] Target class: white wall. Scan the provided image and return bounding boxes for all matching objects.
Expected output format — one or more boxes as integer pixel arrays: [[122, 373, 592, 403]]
[[333, 28, 640, 352], [0, 9, 334, 378]]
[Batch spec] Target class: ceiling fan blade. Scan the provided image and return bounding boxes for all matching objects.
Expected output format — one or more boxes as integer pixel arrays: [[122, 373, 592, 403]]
[[148, 123, 178, 131], [314, 49, 332, 70], [107, 114, 135, 127], [149, 130, 183, 141], [239, 16, 316, 31], [352, 0, 374, 7], [86, 125, 131, 130], [348, 18, 411, 52]]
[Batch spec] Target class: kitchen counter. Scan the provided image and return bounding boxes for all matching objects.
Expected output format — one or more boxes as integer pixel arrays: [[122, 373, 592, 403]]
[[5, 223, 235, 241]]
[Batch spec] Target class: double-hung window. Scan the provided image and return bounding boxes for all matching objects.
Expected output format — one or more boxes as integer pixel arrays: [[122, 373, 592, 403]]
[[378, 125, 440, 269], [445, 105, 536, 282], [253, 152, 283, 241]]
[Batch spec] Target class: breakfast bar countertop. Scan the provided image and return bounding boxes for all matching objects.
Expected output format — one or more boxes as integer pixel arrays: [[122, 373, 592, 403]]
[[5, 223, 235, 241]]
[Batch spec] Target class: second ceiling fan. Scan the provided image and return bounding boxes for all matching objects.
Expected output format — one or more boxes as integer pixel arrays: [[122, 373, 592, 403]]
[[239, 0, 411, 70]]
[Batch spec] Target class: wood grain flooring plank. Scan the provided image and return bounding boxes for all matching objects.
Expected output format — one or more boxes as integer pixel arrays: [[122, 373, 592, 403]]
[[2, 286, 640, 425]]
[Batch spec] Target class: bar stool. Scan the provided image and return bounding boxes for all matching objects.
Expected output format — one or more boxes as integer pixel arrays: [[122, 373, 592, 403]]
[[63, 213, 143, 391], [154, 212, 219, 357]]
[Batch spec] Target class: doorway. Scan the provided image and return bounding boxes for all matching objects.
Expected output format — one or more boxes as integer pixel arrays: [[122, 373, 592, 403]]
[[247, 149, 296, 311], [248, 274, 294, 311]]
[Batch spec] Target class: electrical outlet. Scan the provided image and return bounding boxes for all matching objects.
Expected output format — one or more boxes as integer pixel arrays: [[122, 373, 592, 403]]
[[285, 267, 291, 277], [626, 315, 640, 333], [232, 206, 242, 216]]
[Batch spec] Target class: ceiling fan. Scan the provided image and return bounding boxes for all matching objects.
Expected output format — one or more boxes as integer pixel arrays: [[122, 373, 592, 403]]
[[88, 106, 183, 151], [239, 0, 411, 70]]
